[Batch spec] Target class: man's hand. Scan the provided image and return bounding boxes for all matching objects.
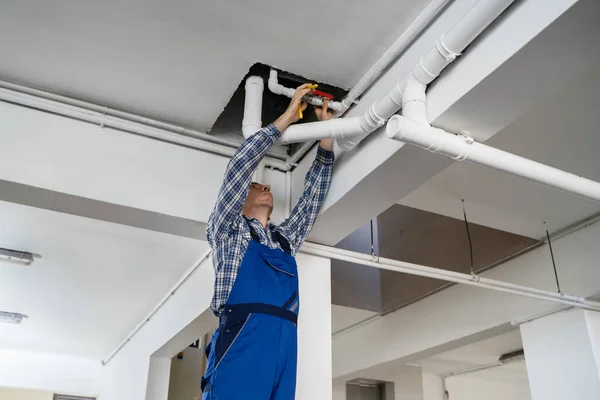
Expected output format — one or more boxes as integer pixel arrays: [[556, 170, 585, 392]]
[[316, 100, 334, 152], [273, 84, 315, 133]]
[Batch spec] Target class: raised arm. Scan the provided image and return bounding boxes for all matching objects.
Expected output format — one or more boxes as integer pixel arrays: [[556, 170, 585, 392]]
[[278, 101, 335, 253], [207, 83, 316, 246]]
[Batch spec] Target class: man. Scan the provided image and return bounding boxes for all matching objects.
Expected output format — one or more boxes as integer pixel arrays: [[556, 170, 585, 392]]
[[202, 83, 334, 399]]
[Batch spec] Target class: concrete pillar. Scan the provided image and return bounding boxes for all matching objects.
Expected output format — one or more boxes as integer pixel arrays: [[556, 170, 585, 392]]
[[422, 372, 445, 400], [295, 253, 332, 400], [520, 309, 600, 400]]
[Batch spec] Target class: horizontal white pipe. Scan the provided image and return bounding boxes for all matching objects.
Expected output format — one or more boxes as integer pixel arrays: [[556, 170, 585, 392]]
[[300, 242, 600, 311], [386, 115, 600, 203], [279, 117, 364, 145], [336, 0, 516, 152], [242, 76, 264, 138], [0, 87, 290, 170], [268, 69, 343, 112], [102, 249, 213, 365], [340, 0, 454, 113]]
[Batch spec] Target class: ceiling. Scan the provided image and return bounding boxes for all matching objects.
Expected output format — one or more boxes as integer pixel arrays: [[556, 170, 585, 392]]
[[331, 305, 378, 335], [0, 0, 431, 132], [400, 59, 600, 240], [0, 200, 205, 359], [419, 330, 528, 385]]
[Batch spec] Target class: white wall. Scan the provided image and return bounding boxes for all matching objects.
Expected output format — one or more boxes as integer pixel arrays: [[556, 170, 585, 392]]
[[333, 380, 347, 400], [445, 375, 530, 400], [333, 217, 600, 379], [0, 387, 53, 400], [0, 349, 101, 397], [99, 252, 332, 400]]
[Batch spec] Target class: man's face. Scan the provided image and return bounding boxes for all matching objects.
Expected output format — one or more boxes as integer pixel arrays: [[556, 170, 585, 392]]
[[244, 182, 273, 213]]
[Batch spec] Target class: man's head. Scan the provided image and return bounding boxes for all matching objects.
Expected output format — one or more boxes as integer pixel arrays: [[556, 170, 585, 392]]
[[243, 182, 273, 223]]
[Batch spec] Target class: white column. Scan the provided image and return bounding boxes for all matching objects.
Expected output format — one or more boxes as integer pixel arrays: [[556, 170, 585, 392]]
[[422, 372, 445, 400], [296, 252, 332, 400], [520, 309, 600, 400], [145, 357, 171, 400]]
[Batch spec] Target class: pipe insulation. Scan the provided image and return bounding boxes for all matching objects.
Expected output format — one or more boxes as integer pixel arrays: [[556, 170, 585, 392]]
[[242, 76, 264, 138], [335, 0, 516, 151], [278, 117, 364, 144], [386, 115, 600, 203], [340, 0, 454, 112]]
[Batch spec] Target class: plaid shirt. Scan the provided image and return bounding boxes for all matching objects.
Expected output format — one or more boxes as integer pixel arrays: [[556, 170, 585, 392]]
[[207, 124, 334, 315]]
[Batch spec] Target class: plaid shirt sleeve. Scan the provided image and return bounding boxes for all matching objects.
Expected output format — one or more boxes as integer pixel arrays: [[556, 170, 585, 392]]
[[278, 146, 334, 254], [206, 124, 281, 252]]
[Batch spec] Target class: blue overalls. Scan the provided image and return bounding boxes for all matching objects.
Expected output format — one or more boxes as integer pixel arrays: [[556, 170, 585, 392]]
[[202, 230, 299, 399]]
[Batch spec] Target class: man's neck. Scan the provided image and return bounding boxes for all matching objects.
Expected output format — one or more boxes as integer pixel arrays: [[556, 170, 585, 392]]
[[243, 209, 270, 228]]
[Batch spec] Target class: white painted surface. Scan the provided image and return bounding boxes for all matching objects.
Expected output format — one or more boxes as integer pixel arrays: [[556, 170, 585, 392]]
[[0, 100, 287, 225], [0, 200, 204, 358], [306, 0, 594, 246], [445, 374, 531, 400], [394, 366, 424, 400], [420, 331, 524, 378], [296, 253, 333, 400], [0, 0, 432, 130], [99, 250, 332, 400], [331, 305, 378, 334], [521, 309, 600, 400], [146, 357, 171, 400], [399, 62, 600, 238], [0, 387, 52, 400], [332, 218, 600, 379], [422, 372, 445, 400], [0, 349, 101, 397]]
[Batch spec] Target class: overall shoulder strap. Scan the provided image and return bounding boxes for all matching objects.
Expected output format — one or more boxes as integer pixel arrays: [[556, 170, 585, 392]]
[[273, 230, 292, 256]]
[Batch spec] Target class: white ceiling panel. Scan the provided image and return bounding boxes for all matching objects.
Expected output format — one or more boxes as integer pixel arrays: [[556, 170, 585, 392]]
[[0, 201, 207, 359]]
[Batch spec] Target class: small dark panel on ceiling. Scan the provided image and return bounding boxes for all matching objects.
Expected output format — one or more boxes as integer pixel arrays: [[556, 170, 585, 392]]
[[210, 63, 348, 155]]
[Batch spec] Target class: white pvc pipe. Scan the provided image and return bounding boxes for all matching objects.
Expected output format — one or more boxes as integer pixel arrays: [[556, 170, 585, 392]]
[[336, 0, 516, 152], [340, 0, 453, 112], [300, 242, 600, 311], [242, 76, 264, 138], [413, 0, 515, 84], [278, 116, 364, 145], [285, 171, 292, 218], [0, 87, 289, 171], [386, 115, 600, 203], [268, 69, 343, 112]]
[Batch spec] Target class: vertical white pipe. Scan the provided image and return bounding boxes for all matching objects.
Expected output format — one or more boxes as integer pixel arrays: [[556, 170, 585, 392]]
[[285, 171, 292, 218], [242, 76, 264, 138]]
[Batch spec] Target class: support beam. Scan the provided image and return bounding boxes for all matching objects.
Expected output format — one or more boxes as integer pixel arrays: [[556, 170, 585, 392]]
[[304, 0, 592, 245]]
